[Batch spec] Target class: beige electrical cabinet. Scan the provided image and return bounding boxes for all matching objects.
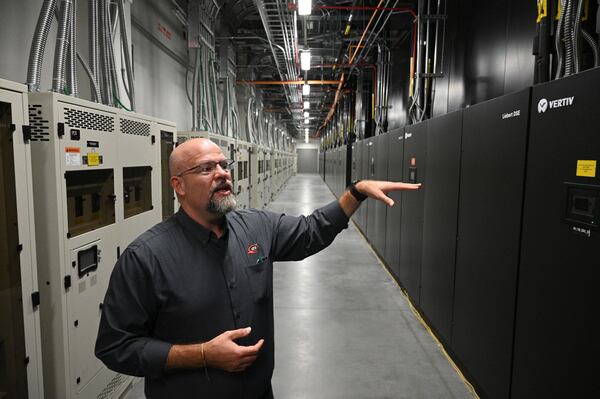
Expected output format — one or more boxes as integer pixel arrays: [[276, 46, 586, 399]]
[[0, 79, 45, 399], [27, 91, 174, 399]]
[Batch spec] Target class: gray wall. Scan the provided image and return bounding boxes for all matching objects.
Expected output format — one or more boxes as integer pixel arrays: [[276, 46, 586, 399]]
[[297, 148, 318, 174], [0, 0, 192, 129]]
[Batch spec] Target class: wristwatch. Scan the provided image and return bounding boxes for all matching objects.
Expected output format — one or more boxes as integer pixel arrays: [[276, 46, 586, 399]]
[[348, 179, 368, 202]]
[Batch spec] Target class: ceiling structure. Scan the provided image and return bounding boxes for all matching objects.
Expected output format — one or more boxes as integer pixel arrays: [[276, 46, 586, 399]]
[[182, 0, 416, 138]]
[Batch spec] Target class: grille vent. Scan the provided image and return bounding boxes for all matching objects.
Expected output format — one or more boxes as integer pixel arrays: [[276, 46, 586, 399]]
[[64, 108, 114, 132], [120, 118, 150, 136], [28, 105, 50, 142], [96, 373, 124, 399]]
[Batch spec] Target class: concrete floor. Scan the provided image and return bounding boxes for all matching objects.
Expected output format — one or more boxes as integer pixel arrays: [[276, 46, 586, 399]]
[[127, 174, 473, 399]]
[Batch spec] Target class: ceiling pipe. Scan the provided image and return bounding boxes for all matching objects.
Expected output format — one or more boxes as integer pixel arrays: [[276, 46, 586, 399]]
[[237, 79, 341, 85], [319, 0, 385, 135], [320, 5, 415, 15]]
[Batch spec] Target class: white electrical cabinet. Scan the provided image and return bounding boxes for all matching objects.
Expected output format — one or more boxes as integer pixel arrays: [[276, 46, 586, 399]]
[[0, 79, 44, 399], [156, 119, 178, 220], [27, 91, 171, 399], [249, 143, 262, 209]]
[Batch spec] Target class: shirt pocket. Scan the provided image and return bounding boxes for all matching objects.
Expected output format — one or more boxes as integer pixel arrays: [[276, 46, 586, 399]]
[[244, 259, 273, 303]]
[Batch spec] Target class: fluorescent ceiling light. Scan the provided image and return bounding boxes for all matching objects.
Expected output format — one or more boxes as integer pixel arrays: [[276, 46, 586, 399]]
[[304, 118, 309, 124], [300, 50, 311, 71], [298, 0, 312, 16], [304, 101, 310, 109], [304, 111, 309, 118], [303, 84, 310, 95]]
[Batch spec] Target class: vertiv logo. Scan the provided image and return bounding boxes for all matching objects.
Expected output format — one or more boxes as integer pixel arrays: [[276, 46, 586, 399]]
[[537, 96, 575, 113], [537, 98, 548, 113]]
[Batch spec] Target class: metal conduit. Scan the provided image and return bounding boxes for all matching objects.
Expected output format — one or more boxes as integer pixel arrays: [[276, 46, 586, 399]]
[[27, 0, 58, 92], [52, 0, 72, 93]]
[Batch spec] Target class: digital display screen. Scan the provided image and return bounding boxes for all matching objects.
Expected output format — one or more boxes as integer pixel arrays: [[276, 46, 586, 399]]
[[78, 245, 98, 277], [564, 184, 600, 229]]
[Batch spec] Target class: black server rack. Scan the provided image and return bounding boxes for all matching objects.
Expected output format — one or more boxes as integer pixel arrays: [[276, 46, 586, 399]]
[[419, 110, 463, 344], [337, 147, 343, 197], [452, 88, 530, 399], [319, 151, 324, 180], [342, 144, 354, 192], [384, 128, 405, 279], [511, 68, 600, 398], [367, 134, 389, 256], [333, 148, 339, 196], [352, 141, 364, 226], [399, 121, 428, 303], [366, 136, 376, 242], [357, 139, 370, 232]]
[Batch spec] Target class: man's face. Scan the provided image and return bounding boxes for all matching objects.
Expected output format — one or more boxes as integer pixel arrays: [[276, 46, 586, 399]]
[[174, 141, 236, 218]]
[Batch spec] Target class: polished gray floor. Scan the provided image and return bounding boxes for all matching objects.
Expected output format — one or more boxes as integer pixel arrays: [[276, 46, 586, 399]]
[[126, 174, 473, 399]]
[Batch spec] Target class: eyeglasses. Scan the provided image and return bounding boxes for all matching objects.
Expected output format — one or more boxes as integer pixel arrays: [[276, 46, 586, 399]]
[[177, 159, 235, 177]]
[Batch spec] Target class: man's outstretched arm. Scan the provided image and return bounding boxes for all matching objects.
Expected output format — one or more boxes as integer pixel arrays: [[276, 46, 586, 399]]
[[338, 180, 422, 217]]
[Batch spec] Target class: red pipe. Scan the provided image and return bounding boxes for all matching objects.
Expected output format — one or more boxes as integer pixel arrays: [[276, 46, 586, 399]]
[[319, 5, 416, 18]]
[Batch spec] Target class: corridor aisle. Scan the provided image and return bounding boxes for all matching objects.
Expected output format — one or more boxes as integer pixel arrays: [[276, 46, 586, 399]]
[[270, 174, 473, 399]]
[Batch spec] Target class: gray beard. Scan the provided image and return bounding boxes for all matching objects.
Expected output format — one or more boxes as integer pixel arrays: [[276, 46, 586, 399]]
[[206, 192, 237, 216]]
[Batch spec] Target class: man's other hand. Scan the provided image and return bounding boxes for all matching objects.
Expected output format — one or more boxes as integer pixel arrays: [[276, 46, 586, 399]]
[[205, 327, 264, 372]]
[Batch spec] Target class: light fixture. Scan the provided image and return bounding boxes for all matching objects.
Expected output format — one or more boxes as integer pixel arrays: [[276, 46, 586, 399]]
[[305, 129, 309, 143], [300, 50, 311, 71], [304, 118, 309, 124], [298, 0, 312, 16], [302, 83, 310, 95], [304, 101, 310, 109], [304, 111, 309, 118]]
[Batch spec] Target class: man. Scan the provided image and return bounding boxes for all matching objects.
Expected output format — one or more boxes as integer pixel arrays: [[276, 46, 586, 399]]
[[95, 138, 420, 398]]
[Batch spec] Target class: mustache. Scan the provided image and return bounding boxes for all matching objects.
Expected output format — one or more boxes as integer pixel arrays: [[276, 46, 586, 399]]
[[210, 181, 233, 195]]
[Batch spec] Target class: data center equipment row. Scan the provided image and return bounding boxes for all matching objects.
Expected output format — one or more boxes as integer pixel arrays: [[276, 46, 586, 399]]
[[320, 67, 600, 399], [1, 81, 296, 399]]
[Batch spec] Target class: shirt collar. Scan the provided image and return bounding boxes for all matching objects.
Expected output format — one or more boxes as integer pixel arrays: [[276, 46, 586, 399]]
[[175, 208, 228, 244]]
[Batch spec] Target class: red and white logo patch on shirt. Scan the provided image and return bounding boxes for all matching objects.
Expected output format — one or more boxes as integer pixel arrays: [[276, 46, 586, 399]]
[[247, 243, 259, 255]]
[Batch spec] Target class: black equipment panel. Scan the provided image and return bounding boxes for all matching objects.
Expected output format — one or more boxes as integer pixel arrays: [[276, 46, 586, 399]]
[[357, 139, 370, 232], [384, 129, 404, 279], [419, 110, 463, 344], [452, 88, 530, 399], [512, 68, 600, 398], [399, 121, 427, 304], [352, 141, 364, 226], [367, 134, 389, 257]]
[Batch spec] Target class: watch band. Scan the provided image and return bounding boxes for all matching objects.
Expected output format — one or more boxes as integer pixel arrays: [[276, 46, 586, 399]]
[[348, 180, 368, 202]]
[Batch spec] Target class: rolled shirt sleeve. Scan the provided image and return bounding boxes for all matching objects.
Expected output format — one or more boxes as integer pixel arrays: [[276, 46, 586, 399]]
[[95, 245, 172, 379], [269, 200, 349, 261]]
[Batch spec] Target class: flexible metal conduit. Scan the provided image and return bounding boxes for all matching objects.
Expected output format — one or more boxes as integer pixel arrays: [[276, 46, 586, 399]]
[[52, 0, 72, 92], [555, 0, 567, 78], [27, 0, 57, 91], [66, 0, 78, 96], [564, 0, 574, 75], [118, 0, 135, 110], [89, 0, 99, 100], [573, 0, 584, 73]]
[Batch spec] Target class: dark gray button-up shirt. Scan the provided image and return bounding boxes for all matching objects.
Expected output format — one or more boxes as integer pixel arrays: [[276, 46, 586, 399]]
[[95, 201, 349, 399]]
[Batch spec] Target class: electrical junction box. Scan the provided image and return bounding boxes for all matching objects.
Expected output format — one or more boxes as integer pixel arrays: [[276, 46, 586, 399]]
[[27, 91, 173, 399], [0, 78, 44, 399]]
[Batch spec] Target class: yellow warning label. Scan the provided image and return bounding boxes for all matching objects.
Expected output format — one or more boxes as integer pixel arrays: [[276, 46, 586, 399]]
[[576, 160, 596, 177], [87, 152, 100, 166]]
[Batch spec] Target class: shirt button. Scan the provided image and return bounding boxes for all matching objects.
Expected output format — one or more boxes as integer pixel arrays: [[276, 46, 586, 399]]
[[228, 281, 236, 289]]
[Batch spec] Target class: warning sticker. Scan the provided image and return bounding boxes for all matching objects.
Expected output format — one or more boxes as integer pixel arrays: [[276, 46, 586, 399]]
[[576, 160, 597, 177], [65, 147, 81, 166], [87, 152, 100, 166]]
